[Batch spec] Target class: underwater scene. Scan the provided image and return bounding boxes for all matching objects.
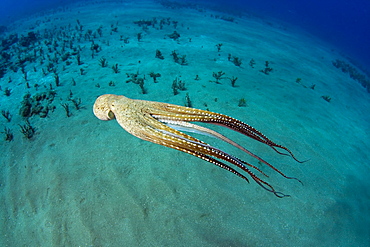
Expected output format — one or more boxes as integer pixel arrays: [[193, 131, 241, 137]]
[[0, 0, 369, 246]]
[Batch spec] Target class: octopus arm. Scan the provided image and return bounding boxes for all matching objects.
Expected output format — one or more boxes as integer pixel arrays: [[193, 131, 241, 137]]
[[141, 125, 289, 197], [152, 105, 303, 163]]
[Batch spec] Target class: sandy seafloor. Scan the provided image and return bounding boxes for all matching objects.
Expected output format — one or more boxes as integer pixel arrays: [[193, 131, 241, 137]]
[[0, 0, 369, 246]]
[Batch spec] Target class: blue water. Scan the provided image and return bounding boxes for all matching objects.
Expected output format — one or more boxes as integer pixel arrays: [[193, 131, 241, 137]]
[[215, 0, 370, 71], [1, 0, 369, 70], [1, 0, 369, 246]]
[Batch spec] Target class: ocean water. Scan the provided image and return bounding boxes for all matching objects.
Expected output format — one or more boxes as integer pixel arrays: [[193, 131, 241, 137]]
[[0, 0, 369, 246]]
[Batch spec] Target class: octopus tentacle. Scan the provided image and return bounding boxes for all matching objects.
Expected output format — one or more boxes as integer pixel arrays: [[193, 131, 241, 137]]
[[152, 115, 302, 184], [157, 119, 270, 177], [150, 104, 304, 163], [144, 125, 289, 197], [184, 150, 288, 198]]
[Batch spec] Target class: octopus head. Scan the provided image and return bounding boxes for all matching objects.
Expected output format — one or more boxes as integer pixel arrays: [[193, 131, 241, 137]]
[[93, 94, 117, 120]]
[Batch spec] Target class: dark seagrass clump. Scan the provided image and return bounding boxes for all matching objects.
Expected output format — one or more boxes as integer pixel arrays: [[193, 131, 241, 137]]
[[4, 87, 12, 96], [2, 127, 14, 141], [211, 71, 225, 84], [61, 103, 72, 117], [112, 63, 120, 73], [155, 50, 164, 60], [238, 98, 247, 107], [185, 93, 192, 107], [1, 110, 12, 122], [232, 56, 242, 67], [71, 98, 82, 110], [229, 76, 238, 87], [260, 61, 273, 75], [321, 95, 331, 102], [167, 31, 180, 41], [332, 59, 370, 93], [99, 57, 108, 67], [19, 120, 36, 139], [149, 72, 161, 83]]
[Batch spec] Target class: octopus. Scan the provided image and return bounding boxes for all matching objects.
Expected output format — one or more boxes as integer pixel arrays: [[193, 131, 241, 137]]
[[93, 94, 303, 197]]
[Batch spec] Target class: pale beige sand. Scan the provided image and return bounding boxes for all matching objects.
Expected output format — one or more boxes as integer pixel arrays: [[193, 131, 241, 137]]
[[1, 1, 369, 246]]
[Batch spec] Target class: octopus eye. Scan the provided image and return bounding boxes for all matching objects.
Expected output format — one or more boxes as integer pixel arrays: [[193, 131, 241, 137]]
[[108, 110, 115, 119]]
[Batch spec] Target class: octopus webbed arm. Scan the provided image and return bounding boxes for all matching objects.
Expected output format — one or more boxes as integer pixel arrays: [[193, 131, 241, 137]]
[[182, 149, 288, 198], [159, 120, 269, 177], [139, 124, 289, 198], [158, 120, 302, 184], [150, 104, 303, 163]]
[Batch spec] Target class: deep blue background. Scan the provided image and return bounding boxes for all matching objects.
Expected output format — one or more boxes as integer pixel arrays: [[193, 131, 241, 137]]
[[216, 0, 370, 71], [0, 0, 74, 25], [0, 0, 369, 70]]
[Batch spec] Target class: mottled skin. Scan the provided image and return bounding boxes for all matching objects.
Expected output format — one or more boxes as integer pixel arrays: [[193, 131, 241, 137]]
[[93, 94, 302, 197]]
